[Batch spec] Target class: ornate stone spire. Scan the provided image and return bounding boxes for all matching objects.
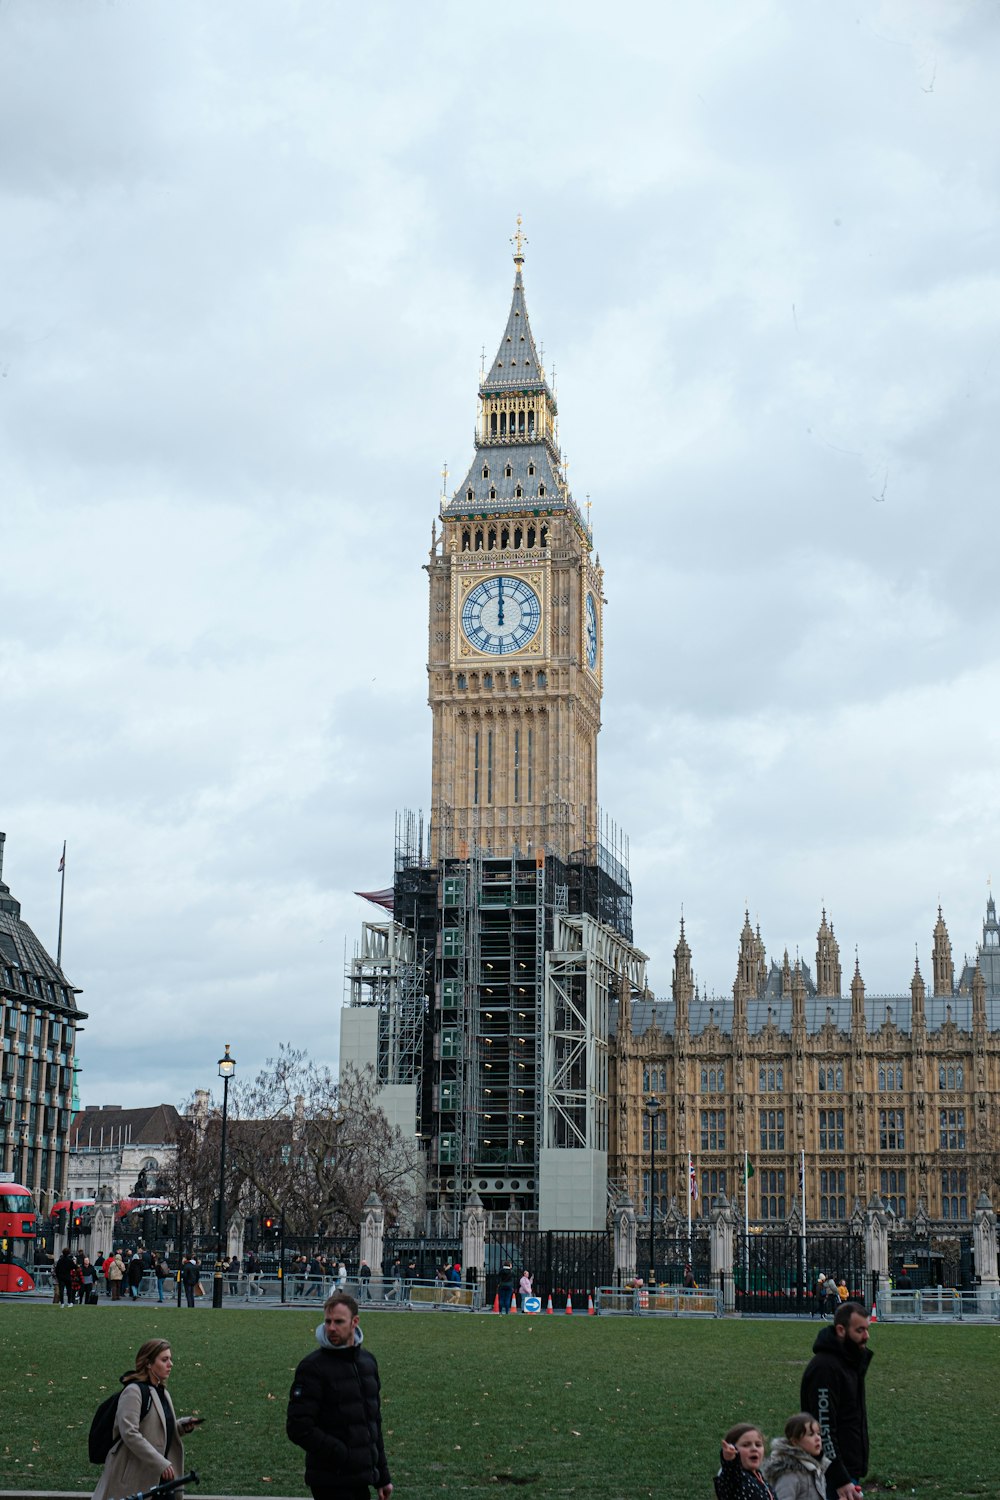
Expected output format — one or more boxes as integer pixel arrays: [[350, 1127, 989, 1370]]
[[851, 951, 866, 1030], [672, 914, 694, 1019], [932, 905, 954, 997], [911, 950, 926, 1021], [815, 907, 842, 998]]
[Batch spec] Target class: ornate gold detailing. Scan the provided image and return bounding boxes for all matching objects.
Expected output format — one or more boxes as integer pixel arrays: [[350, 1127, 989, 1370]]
[[511, 213, 527, 263]]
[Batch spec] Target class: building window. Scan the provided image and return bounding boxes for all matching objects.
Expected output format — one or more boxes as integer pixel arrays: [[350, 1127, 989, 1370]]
[[939, 1064, 964, 1090], [879, 1109, 905, 1151], [941, 1168, 968, 1220], [759, 1109, 785, 1151], [487, 729, 494, 803], [643, 1067, 666, 1091], [641, 1115, 668, 1151], [820, 1169, 846, 1221], [759, 1065, 784, 1092], [701, 1066, 725, 1093], [880, 1169, 906, 1218], [442, 929, 464, 959], [818, 1064, 844, 1091], [939, 1108, 966, 1150], [818, 1109, 845, 1152], [701, 1168, 727, 1206], [879, 1064, 904, 1091], [513, 729, 520, 803], [641, 1168, 669, 1218], [473, 731, 480, 805], [483, 673, 493, 689], [456, 673, 467, 690], [759, 1169, 785, 1221], [700, 1110, 725, 1152], [441, 1029, 460, 1059]]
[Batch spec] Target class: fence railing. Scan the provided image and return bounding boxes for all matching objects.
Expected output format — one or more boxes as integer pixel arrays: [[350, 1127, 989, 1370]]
[[595, 1283, 723, 1317], [875, 1286, 1000, 1322]]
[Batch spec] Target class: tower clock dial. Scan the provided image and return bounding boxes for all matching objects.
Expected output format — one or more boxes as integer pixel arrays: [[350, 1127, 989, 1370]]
[[461, 575, 541, 656], [585, 591, 598, 671]]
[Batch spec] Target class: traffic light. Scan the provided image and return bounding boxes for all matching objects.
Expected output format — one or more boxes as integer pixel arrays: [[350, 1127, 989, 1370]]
[[263, 1216, 275, 1235], [57, 1209, 68, 1235], [72, 1214, 84, 1231], [245, 1215, 258, 1244]]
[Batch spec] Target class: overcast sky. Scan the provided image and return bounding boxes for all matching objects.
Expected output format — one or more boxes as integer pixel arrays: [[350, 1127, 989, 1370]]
[[3, 0, 999, 1110]]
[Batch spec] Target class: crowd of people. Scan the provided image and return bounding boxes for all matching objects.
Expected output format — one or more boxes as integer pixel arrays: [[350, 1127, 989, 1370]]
[[86, 1283, 871, 1500]]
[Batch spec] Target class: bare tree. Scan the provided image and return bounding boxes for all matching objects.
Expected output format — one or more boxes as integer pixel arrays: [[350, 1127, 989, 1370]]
[[223, 1047, 419, 1237]]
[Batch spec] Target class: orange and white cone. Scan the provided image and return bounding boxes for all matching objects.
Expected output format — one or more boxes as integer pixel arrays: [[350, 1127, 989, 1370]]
[[510, 1292, 517, 1313], [565, 1292, 573, 1314], [587, 1292, 595, 1315], [870, 1302, 878, 1323], [492, 1291, 500, 1314], [546, 1293, 554, 1313]]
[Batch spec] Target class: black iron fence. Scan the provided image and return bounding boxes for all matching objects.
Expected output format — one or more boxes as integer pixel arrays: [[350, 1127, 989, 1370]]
[[734, 1228, 866, 1314], [484, 1228, 614, 1307]]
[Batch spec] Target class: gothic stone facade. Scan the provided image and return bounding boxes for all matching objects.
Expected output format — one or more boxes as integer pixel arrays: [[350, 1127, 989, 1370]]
[[611, 901, 1000, 1227]]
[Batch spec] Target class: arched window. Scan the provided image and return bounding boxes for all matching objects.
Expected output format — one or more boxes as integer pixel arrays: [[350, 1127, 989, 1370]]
[[947, 1066, 955, 1089], [505, 463, 512, 479], [490, 412, 497, 436], [776, 1066, 783, 1090], [483, 673, 492, 689], [536, 671, 546, 688], [896, 1066, 903, 1089], [879, 1066, 885, 1091], [515, 485, 522, 499], [456, 674, 467, 690], [482, 465, 490, 479], [540, 523, 548, 545], [488, 527, 497, 549], [489, 486, 496, 500], [501, 527, 509, 549], [527, 462, 535, 476], [461, 529, 471, 551], [702, 1068, 709, 1092], [527, 409, 535, 434], [956, 1064, 964, 1088], [538, 484, 546, 498], [514, 525, 523, 548], [466, 487, 473, 501], [527, 526, 536, 547], [518, 409, 525, 433], [643, 1068, 650, 1091], [500, 412, 507, 436], [835, 1066, 843, 1090], [475, 529, 484, 550], [939, 1066, 946, 1089]]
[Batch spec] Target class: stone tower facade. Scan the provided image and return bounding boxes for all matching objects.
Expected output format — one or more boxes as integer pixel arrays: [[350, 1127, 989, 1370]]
[[427, 235, 603, 863]]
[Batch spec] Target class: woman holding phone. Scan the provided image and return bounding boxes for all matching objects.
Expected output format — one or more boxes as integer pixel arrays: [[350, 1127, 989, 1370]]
[[92, 1339, 201, 1500]]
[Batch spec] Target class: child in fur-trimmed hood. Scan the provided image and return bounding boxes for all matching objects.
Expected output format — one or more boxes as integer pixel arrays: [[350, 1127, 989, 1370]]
[[762, 1413, 832, 1500]]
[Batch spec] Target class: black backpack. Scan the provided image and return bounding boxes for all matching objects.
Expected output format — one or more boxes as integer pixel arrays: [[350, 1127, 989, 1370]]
[[89, 1382, 153, 1464]]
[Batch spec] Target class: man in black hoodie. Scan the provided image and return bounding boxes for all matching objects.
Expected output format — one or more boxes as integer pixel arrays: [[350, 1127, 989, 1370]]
[[287, 1291, 392, 1500], [801, 1300, 872, 1500]]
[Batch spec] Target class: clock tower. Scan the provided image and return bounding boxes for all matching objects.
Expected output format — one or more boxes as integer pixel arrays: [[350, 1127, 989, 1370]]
[[427, 230, 603, 863]]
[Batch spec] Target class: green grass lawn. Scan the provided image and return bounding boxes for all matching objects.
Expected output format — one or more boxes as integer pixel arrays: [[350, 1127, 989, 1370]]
[[1, 1305, 997, 1499]]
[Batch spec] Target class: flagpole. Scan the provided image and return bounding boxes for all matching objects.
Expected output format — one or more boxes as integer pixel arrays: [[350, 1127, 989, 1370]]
[[800, 1148, 807, 1302], [687, 1152, 692, 1262], [743, 1149, 750, 1284], [57, 842, 67, 970]]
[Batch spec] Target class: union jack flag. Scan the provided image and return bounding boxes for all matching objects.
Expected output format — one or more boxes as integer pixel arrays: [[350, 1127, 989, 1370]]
[[689, 1162, 699, 1200]]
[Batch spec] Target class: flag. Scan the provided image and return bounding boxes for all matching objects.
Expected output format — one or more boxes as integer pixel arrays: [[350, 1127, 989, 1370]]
[[58, 844, 65, 874], [689, 1163, 699, 1200], [742, 1158, 755, 1180]]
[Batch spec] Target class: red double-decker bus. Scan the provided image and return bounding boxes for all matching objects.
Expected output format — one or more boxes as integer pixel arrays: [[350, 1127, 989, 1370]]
[[0, 1181, 37, 1293]]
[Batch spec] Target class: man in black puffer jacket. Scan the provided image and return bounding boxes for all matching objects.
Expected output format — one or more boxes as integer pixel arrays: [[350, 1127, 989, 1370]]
[[287, 1291, 392, 1500], [801, 1300, 872, 1500]]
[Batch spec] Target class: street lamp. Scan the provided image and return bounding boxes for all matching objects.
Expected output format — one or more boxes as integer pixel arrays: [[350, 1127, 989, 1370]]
[[646, 1095, 660, 1285], [212, 1044, 236, 1309], [18, 1117, 29, 1189]]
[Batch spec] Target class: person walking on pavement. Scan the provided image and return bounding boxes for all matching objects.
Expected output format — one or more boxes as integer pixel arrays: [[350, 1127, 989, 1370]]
[[286, 1291, 392, 1500], [498, 1260, 515, 1315], [180, 1255, 198, 1308], [800, 1300, 872, 1500]]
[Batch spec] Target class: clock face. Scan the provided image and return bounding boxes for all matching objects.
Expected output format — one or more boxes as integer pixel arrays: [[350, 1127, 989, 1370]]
[[585, 592, 598, 670], [462, 575, 541, 656]]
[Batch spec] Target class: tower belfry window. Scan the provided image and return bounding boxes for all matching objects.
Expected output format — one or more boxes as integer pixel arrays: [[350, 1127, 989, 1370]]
[[505, 464, 512, 478], [482, 465, 490, 479], [489, 486, 497, 500]]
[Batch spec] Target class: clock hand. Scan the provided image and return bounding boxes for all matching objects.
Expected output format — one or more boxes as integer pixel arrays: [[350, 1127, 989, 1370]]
[[497, 576, 505, 626]]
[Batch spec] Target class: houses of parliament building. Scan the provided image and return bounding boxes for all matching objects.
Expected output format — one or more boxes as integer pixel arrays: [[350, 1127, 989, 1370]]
[[343, 227, 999, 1237], [611, 898, 1000, 1230]]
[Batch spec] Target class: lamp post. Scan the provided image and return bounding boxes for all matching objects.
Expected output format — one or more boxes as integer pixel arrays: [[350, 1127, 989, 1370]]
[[646, 1095, 660, 1284], [212, 1044, 236, 1309], [18, 1117, 29, 1189]]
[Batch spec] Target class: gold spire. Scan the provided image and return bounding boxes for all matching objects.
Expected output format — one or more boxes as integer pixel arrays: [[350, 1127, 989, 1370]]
[[510, 213, 527, 265]]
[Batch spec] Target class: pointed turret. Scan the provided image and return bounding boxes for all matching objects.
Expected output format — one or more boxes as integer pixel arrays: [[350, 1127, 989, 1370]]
[[672, 915, 693, 1031], [781, 947, 792, 997], [973, 961, 987, 1030], [815, 908, 842, 998], [851, 952, 866, 1030], [911, 951, 926, 1023], [733, 910, 757, 1007], [931, 905, 954, 997], [791, 957, 807, 1030]]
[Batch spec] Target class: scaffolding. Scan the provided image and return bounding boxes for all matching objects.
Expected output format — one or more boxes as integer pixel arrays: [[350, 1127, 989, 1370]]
[[346, 920, 429, 1088]]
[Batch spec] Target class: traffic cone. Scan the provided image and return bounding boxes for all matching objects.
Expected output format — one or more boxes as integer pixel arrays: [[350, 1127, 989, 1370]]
[[870, 1302, 878, 1323], [492, 1291, 499, 1314], [546, 1293, 554, 1313], [510, 1292, 517, 1313], [587, 1292, 596, 1315], [565, 1292, 573, 1314]]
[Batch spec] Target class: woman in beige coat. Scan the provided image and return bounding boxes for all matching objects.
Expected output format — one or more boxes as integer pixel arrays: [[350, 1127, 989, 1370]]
[[92, 1339, 198, 1500]]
